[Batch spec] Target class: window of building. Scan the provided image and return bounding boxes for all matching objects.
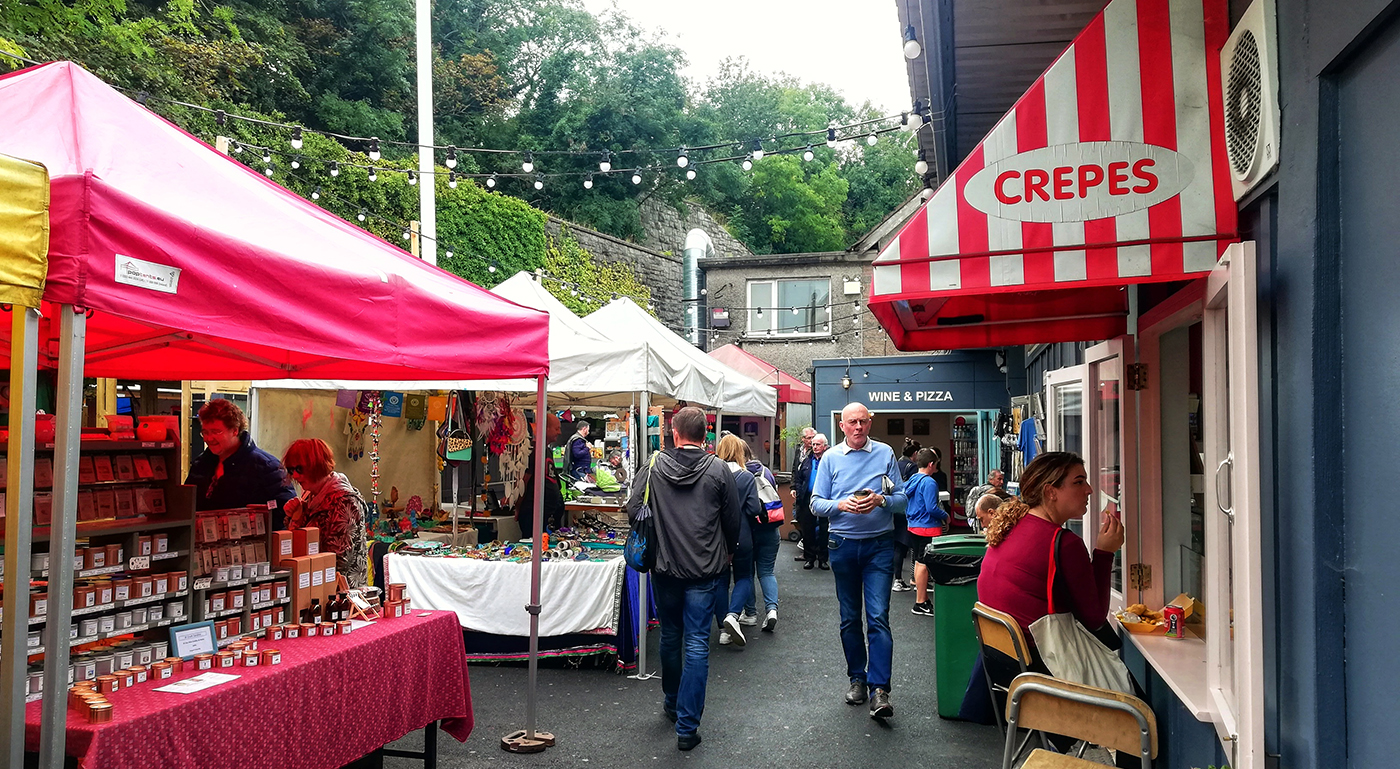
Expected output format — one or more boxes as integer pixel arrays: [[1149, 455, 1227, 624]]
[[748, 279, 830, 336]]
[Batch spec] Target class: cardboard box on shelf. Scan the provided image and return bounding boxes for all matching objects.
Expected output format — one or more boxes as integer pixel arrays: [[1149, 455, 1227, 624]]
[[293, 527, 319, 557], [311, 552, 336, 601], [272, 531, 293, 561], [279, 555, 315, 620]]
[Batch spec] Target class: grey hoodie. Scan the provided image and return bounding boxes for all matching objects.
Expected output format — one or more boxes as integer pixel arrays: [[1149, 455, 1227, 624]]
[[627, 446, 741, 580]]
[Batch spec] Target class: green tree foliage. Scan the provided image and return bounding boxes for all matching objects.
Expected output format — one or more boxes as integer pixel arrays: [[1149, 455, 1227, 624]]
[[542, 231, 652, 316], [1, 0, 916, 257]]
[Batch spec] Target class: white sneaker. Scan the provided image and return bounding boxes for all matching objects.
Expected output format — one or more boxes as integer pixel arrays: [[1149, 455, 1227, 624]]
[[892, 580, 913, 592], [721, 613, 747, 646], [719, 630, 733, 645], [738, 609, 760, 626], [762, 609, 778, 632]]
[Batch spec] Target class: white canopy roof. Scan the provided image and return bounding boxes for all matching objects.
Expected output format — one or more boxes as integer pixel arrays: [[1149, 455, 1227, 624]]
[[255, 272, 720, 408], [587, 298, 778, 415]]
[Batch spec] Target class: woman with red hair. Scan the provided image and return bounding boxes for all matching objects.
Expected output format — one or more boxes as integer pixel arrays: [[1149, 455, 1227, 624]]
[[281, 438, 369, 588]]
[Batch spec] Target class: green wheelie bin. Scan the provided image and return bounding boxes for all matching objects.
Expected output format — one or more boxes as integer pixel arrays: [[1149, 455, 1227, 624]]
[[923, 533, 988, 718]]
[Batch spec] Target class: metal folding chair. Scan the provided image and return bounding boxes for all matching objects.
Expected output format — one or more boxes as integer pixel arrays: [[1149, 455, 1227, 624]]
[[1001, 673, 1157, 769]]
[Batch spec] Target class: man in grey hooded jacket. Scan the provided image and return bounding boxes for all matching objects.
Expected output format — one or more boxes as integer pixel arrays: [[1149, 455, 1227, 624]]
[[627, 406, 741, 751]]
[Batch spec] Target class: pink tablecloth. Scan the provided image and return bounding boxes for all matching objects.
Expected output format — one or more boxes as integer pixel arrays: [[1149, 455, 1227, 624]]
[[25, 610, 473, 769]]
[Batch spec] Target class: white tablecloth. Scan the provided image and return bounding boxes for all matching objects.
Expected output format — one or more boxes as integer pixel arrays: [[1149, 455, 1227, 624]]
[[384, 553, 625, 637]]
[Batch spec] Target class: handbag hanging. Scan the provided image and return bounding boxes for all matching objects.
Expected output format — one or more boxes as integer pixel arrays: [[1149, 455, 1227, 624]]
[[1026, 529, 1135, 694]]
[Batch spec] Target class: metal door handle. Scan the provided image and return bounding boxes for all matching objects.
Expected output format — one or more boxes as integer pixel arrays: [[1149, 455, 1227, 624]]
[[1215, 453, 1234, 523]]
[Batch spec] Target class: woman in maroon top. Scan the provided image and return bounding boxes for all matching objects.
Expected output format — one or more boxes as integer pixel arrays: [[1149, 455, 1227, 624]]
[[978, 452, 1125, 644]]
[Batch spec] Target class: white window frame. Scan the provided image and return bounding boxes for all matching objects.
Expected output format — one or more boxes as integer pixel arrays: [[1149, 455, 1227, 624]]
[[1084, 336, 1136, 612], [747, 278, 831, 338], [1201, 241, 1265, 768], [1044, 364, 1090, 543]]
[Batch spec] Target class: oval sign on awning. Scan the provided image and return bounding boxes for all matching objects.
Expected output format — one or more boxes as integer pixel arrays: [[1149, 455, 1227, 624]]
[[963, 141, 1195, 223]]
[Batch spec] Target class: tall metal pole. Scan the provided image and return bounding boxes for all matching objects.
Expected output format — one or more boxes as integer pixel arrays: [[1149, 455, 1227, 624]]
[[415, 0, 437, 266], [39, 307, 85, 768], [527, 376, 547, 737], [1, 307, 39, 767], [630, 389, 653, 680]]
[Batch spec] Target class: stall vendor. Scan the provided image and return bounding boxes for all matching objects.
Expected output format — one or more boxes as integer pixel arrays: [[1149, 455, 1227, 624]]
[[185, 399, 296, 527], [566, 420, 593, 480], [281, 438, 370, 588]]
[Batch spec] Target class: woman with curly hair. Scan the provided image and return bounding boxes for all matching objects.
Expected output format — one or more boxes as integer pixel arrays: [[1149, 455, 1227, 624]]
[[977, 451, 1123, 641], [281, 438, 370, 588]]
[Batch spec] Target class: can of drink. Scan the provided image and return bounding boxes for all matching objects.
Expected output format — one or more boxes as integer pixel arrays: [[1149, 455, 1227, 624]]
[[1163, 605, 1186, 638]]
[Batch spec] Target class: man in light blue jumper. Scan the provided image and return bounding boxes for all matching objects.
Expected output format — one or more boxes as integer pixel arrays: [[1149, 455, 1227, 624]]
[[811, 402, 908, 719]]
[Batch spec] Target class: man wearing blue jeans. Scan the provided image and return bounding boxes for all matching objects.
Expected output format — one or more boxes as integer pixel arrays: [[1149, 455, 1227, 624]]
[[811, 402, 908, 719], [627, 407, 741, 751]]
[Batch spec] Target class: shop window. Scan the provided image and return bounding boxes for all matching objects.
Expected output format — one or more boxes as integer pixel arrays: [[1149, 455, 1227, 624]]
[[748, 279, 830, 337]]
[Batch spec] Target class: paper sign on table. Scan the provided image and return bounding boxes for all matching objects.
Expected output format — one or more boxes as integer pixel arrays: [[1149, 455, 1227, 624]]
[[154, 672, 241, 694]]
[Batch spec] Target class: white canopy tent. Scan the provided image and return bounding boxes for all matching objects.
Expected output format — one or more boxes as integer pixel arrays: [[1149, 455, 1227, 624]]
[[257, 271, 722, 408], [587, 298, 778, 417]]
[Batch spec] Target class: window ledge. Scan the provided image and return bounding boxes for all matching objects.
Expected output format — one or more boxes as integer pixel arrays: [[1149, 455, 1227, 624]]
[[1115, 617, 1215, 721]]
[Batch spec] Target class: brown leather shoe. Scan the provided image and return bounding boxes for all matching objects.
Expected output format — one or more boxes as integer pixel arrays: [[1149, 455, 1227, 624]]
[[869, 688, 893, 718], [845, 681, 867, 705]]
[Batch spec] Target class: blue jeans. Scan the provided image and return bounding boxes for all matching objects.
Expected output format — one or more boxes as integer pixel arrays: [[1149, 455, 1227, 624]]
[[653, 574, 723, 736], [746, 525, 780, 613], [827, 532, 895, 691]]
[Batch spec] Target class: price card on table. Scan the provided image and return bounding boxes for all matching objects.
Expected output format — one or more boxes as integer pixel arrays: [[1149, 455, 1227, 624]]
[[154, 672, 240, 695], [128, 556, 150, 571]]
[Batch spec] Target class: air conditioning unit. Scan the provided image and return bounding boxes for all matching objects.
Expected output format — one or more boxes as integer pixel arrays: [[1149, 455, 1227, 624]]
[[1221, 0, 1280, 200]]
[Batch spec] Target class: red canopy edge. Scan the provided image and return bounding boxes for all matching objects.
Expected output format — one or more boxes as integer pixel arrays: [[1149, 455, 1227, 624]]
[[868, 0, 1237, 351], [707, 344, 812, 403], [0, 62, 549, 381]]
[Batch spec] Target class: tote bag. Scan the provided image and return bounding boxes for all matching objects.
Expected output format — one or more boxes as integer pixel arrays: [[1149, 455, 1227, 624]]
[[1027, 530, 1135, 694], [623, 455, 659, 572]]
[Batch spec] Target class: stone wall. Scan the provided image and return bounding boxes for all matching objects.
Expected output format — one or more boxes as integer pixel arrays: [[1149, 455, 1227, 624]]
[[545, 216, 682, 330], [638, 196, 755, 261]]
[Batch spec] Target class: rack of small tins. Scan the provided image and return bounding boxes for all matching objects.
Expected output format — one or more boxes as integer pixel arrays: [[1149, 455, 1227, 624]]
[[191, 507, 293, 644], [3, 435, 197, 704]]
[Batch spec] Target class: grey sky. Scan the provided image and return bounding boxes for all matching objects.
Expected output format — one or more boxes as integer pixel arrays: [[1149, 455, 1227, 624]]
[[581, 0, 914, 115]]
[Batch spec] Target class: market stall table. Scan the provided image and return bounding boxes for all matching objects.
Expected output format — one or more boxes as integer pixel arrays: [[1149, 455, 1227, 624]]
[[24, 611, 472, 769], [385, 552, 652, 669]]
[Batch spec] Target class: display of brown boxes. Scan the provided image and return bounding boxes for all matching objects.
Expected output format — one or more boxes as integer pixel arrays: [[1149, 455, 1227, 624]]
[[149, 455, 167, 480], [94, 489, 116, 518], [104, 543, 121, 565], [77, 456, 96, 484], [113, 455, 136, 481], [93, 456, 115, 482], [293, 527, 319, 557]]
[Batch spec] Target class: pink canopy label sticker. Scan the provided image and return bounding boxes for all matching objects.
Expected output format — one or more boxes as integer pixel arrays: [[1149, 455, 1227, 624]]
[[114, 255, 182, 294], [963, 141, 1194, 223]]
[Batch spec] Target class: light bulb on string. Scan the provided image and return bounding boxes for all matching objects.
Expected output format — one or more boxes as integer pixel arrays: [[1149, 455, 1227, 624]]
[[827, 127, 838, 148], [402, 228, 411, 241], [486, 173, 497, 189], [677, 148, 689, 168], [446, 146, 458, 169], [445, 250, 453, 258], [368, 138, 381, 161], [291, 155, 301, 170], [920, 184, 935, 200], [407, 170, 417, 186], [631, 171, 642, 185], [685, 166, 697, 181], [803, 145, 814, 162], [488, 260, 498, 274], [750, 138, 765, 161], [290, 127, 303, 150], [262, 150, 272, 164], [741, 158, 752, 171], [583, 173, 593, 189], [368, 168, 377, 182], [448, 171, 457, 189], [522, 151, 534, 173], [311, 186, 321, 200], [756, 307, 763, 318], [329, 161, 340, 177], [914, 150, 929, 176], [533, 173, 544, 190], [866, 131, 878, 146], [357, 208, 367, 222], [792, 307, 800, 315], [903, 24, 922, 60], [599, 150, 611, 172], [900, 112, 912, 131], [264, 166, 274, 177]]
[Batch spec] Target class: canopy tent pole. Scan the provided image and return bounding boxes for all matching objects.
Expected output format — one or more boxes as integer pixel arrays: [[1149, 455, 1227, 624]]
[[630, 388, 654, 681], [38, 306, 85, 768], [502, 376, 554, 753], [0, 307, 39, 767]]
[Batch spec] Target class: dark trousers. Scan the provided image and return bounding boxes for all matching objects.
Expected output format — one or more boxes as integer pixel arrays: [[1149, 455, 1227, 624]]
[[795, 499, 827, 563]]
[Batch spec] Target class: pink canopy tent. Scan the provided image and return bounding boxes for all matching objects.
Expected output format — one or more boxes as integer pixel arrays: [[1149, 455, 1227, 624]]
[[707, 344, 812, 403], [0, 62, 553, 764], [0, 62, 549, 380]]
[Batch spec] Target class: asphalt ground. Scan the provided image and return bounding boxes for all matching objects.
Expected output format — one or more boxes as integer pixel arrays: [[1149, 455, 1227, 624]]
[[384, 539, 1006, 769]]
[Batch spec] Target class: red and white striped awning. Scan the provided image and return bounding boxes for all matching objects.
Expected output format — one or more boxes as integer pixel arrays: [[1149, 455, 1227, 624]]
[[870, 0, 1236, 350]]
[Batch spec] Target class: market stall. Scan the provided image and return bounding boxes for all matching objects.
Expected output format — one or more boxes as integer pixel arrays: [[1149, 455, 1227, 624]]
[[0, 61, 551, 767]]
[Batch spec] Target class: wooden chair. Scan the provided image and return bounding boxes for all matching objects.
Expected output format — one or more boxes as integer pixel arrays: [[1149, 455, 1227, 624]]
[[1001, 673, 1158, 769], [972, 602, 1034, 734]]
